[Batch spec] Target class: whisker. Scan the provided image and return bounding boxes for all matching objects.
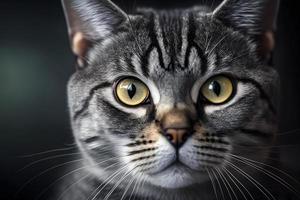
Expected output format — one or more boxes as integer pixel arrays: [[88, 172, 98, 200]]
[[140, 174, 147, 197], [207, 168, 220, 200], [212, 169, 226, 200], [88, 164, 130, 200], [133, 173, 146, 200], [207, 34, 228, 57], [19, 146, 77, 158], [218, 167, 239, 200], [18, 145, 117, 174], [103, 166, 137, 200], [17, 152, 81, 173], [15, 158, 83, 198], [225, 161, 275, 200], [205, 35, 213, 53], [222, 167, 254, 200], [128, 172, 142, 200], [120, 174, 136, 200], [56, 173, 91, 200], [229, 154, 300, 186], [229, 154, 300, 198], [215, 168, 233, 200], [229, 51, 251, 63], [34, 157, 121, 200]]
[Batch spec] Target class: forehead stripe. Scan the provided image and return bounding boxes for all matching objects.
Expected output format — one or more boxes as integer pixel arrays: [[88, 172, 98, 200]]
[[120, 56, 138, 74], [141, 13, 167, 74], [185, 13, 208, 74]]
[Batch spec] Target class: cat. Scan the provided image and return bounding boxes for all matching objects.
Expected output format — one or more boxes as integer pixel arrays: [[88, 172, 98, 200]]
[[58, 0, 291, 199]]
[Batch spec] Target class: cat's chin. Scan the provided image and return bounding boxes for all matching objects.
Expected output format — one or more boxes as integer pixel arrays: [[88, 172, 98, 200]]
[[147, 163, 208, 189]]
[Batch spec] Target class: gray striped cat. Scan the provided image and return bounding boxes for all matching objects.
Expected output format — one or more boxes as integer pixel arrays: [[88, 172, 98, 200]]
[[60, 0, 285, 199]]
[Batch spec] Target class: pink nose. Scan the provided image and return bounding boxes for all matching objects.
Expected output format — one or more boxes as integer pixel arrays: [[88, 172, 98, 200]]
[[160, 109, 193, 148], [164, 128, 191, 148]]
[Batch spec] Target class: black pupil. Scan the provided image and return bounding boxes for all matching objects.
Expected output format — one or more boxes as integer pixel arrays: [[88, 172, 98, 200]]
[[127, 83, 137, 99], [209, 81, 221, 96]]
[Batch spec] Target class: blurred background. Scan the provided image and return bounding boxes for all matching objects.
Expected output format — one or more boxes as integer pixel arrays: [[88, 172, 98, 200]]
[[0, 0, 299, 199]]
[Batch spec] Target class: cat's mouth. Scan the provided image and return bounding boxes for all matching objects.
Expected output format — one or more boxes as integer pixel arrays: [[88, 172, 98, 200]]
[[151, 158, 205, 178], [147, 161, 208, 189], [159, 161, 193, 174]]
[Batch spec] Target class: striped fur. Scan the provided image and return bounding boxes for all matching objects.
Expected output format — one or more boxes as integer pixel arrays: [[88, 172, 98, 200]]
[[61, 0, 281, 199]]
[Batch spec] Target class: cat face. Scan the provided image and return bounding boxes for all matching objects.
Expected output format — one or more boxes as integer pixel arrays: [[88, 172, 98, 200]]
[[63, 0, 279, 194]]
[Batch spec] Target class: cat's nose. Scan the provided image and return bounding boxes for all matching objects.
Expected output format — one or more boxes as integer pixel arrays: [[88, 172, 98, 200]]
[[160, 109, 193, 148], [164, 128, 192, 148]]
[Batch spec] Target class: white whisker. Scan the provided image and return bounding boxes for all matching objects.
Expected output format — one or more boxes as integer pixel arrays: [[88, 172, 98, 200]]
[[207, 168, 220, 200], [103, 166, 137, 200], [229, 154, 300, 198], [15, 158, 84, 198], [19, 146, 77, 158], [215, 168, 233, 200], [34, 157, 121, 200], [17, 152, 81, 173], [56, 173, 91, 200], [222, 166, 254, 200], [89, 164, 130, 200], [225, 161, 275, 200], [212, 169, 226, 200]]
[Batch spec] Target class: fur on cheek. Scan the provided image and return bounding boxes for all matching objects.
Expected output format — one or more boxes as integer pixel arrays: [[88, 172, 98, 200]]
[[141, 122, 161, 142], [120, 122, 175, 174], [192, 123, 208, 139]]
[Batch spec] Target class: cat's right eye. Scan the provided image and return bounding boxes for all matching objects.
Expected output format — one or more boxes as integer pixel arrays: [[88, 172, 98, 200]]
[[114, 78, 150, 107]]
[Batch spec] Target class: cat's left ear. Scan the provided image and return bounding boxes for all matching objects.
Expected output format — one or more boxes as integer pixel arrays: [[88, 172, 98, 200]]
[[213, 0, 280, 61], [62, 0, 128, 67]]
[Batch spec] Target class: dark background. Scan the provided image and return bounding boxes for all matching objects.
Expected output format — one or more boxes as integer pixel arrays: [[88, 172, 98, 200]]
[[0, 0, 299, 199]]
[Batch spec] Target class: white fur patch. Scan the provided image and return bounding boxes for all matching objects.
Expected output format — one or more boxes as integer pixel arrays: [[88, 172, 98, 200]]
[[188, 47, 201, 73], [191, 78, 207, 103], [148, 48, 160, 75]]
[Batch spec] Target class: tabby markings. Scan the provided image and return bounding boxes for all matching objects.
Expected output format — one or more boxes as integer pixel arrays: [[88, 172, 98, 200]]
[[73, 82, 111, 120]]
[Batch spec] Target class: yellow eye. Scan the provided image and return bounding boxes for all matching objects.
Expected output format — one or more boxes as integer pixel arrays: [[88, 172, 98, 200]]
[[115, 78, 150, 106], [201, 75, 234, 104]]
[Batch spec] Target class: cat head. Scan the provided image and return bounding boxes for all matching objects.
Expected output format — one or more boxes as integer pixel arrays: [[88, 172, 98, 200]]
[[62, 0, 279, 194]]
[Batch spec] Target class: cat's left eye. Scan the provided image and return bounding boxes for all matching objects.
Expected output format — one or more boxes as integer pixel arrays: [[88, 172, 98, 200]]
[[115, 78, 150, 107], [201, 75, 234, 104]]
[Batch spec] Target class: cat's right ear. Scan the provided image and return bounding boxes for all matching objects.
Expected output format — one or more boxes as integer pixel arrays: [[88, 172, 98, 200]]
[[61, 0, 128, 67]]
